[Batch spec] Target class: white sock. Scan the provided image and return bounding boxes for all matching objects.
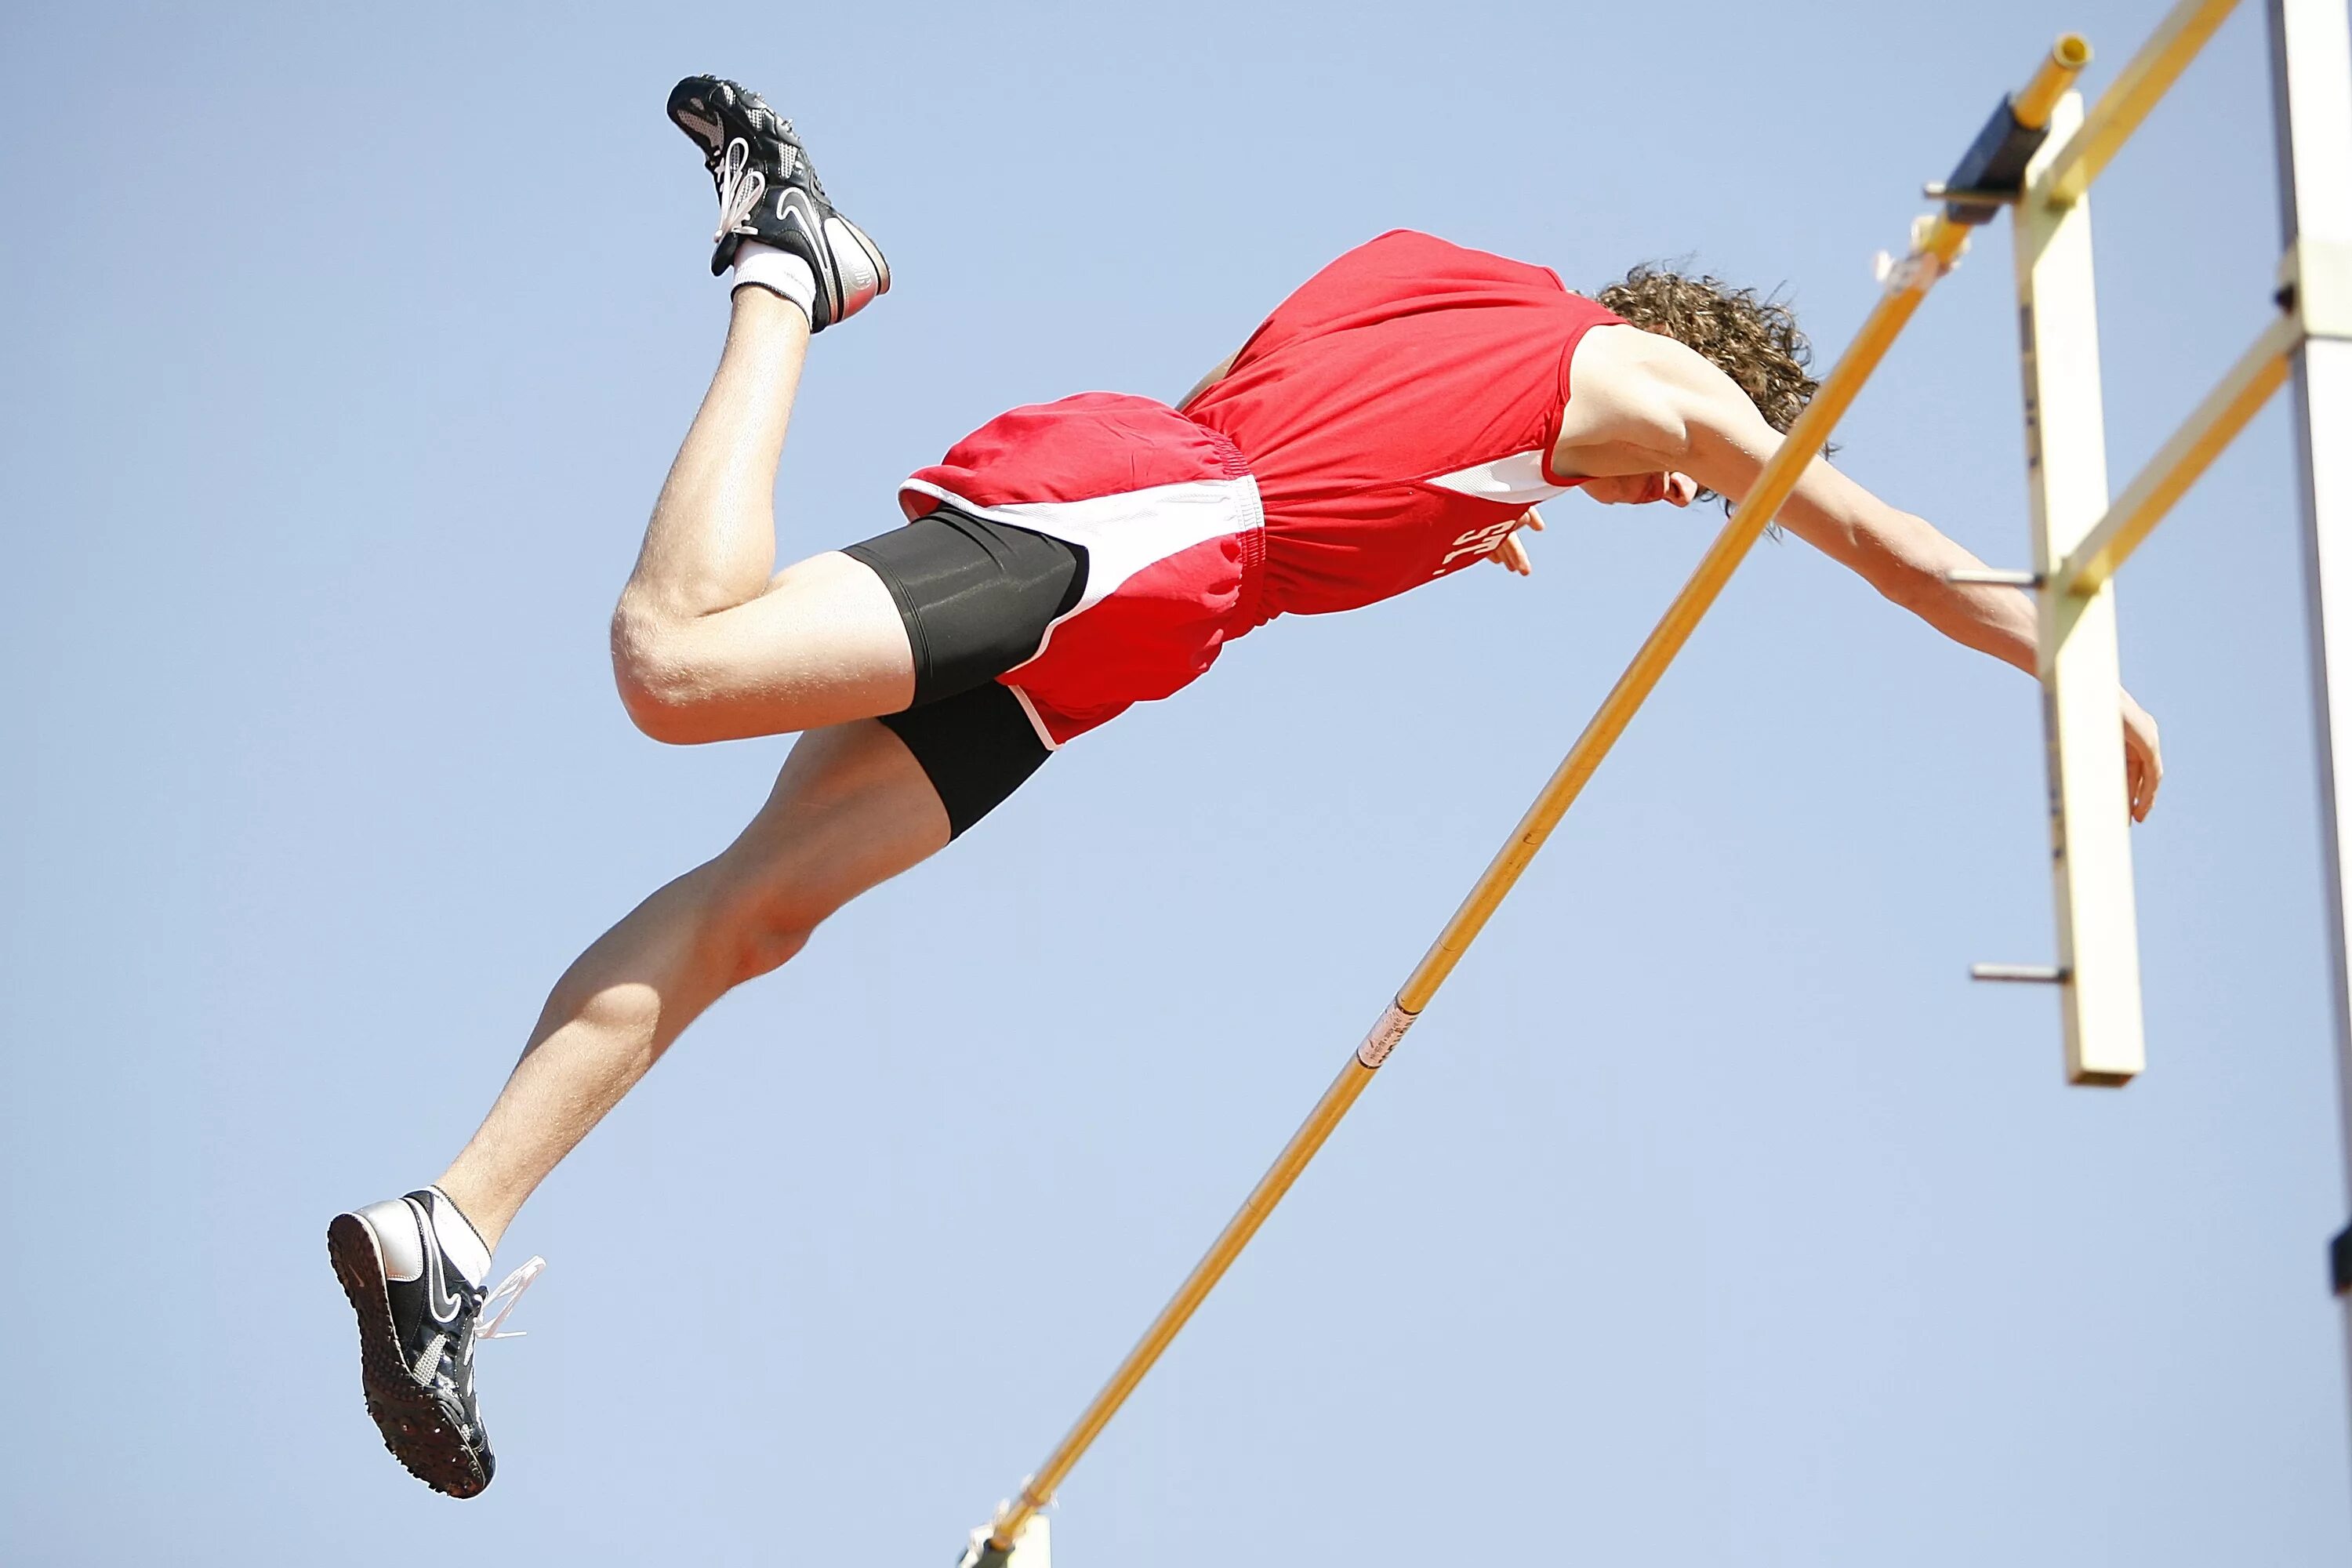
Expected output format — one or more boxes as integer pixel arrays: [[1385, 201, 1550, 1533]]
[[732, 241, 816, 322], [423, 1185, 492, 1289]]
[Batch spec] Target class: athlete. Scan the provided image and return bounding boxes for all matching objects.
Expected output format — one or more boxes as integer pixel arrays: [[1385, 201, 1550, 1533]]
[[328, 76, 2165, 1497]]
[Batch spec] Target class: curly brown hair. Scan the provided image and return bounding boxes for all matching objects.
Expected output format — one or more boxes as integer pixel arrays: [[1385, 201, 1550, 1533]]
[[1592, 263, 1825, 508]]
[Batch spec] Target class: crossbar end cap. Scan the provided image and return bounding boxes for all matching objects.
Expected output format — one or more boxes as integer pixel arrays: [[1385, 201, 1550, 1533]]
[[962, 1515, 1051, 1568]]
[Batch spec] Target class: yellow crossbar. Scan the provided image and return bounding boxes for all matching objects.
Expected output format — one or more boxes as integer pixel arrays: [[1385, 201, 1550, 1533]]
[[2016, 34, 2099, 132], [978, 38, 2087, 1551], [982, 220, 1984, 1563]]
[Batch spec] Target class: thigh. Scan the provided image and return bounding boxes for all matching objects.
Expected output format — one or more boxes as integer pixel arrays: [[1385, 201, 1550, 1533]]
[[875, 680, 1051, 839], [841, 503, 1084, 705], [713, 719, 953, 926], [640, 550, 919, 742], [650, 506, 1084, 746]]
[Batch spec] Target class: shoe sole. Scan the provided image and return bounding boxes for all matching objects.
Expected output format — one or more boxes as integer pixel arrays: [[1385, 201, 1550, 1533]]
[[664, 76, 738, 156], [666, 78, 775, 164], [327, 1213, 490, 1498]]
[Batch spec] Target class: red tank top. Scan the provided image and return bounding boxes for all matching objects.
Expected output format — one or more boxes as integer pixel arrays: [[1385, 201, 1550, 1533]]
[[1184, 230, 1623, 618]]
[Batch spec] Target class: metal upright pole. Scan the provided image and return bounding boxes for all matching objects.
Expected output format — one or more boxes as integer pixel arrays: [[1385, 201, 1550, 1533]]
[[2267, 0, 2352, 1474], [2013, 84, 2148, 1087]]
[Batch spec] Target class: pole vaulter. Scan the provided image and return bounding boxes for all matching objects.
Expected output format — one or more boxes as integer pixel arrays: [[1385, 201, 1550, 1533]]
[[321, 12, 2169, 1530]]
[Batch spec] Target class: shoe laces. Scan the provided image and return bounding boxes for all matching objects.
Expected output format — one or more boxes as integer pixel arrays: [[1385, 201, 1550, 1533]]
[[414, 1260, 546, 1382], [477, 1255, 546, 1344], [712, 137, 767, 243]]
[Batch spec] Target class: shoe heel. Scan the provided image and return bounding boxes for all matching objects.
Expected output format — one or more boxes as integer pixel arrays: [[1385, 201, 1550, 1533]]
[[833, 214, 891, 298]]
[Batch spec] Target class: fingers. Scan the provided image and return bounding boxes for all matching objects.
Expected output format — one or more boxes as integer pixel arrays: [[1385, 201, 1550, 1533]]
[[2122, 731, 2162, 822], [2122, 701, 2163, 822], [1490, 512, 1540, 575]]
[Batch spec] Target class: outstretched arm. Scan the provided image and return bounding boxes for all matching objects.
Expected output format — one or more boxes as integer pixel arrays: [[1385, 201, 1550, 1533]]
[[1694, 405, 2042, 678], [1586, 332, 2163, 818]]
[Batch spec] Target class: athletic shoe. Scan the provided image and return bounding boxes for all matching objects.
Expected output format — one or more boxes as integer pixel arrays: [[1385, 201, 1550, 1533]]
[[327, 1188, 542, 1497], [665, 74, 890, 330]]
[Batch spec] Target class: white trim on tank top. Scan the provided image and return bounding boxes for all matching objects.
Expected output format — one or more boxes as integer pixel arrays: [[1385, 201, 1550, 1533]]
[[1424, 448, 1572, 510]]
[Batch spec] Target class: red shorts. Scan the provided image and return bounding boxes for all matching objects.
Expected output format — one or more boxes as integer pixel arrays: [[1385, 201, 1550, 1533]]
[[901, 393, 1269, 747]]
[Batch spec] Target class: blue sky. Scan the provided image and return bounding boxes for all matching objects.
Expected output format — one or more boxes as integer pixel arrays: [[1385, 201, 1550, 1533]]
[[4, 1, 2347, 1563]]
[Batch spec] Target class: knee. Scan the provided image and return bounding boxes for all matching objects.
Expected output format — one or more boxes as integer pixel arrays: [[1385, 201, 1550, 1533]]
[[610, 598, 703, 744], [706, 875, 826, 988], [730, 920, 812, 985]]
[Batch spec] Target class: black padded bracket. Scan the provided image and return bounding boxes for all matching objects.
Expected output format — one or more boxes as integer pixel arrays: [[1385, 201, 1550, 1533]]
[[2331, 1222, 2352, 1296], [1936, 93, 2053, 226]]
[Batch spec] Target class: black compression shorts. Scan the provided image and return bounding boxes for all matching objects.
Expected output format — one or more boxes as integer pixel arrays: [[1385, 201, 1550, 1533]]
[[842, 504, 1087, 837]]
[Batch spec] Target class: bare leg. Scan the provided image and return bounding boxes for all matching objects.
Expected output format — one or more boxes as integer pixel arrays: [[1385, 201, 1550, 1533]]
[[434, 720, 948, 1250], [433, 285, 953, 1248], [610, 285, 916, 744]]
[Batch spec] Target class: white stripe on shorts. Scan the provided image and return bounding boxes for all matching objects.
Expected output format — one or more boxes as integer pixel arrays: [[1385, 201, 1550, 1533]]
[[898, 472, 1265, 671]]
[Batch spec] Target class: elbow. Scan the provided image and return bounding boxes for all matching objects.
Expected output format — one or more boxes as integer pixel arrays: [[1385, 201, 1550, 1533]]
[[1859, 517, 1951, 617], [1872, 557, 1946, 619], [1877, 565, 1929, 615]]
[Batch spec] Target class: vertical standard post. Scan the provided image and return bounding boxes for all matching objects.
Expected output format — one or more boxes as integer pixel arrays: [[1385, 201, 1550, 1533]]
[[2267, 0, 2352, 1454], [2013, 91, 2146, 1085]]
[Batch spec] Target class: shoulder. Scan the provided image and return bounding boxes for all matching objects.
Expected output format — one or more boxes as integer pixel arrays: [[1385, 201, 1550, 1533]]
[[1552, 326, 1772, 478], [1555, 325, 1697, 450]]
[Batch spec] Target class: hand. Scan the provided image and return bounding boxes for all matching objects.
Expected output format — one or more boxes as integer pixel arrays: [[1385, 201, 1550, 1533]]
[[1488, 506, 1544, 575], [2122, 691, 2163, 822]]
